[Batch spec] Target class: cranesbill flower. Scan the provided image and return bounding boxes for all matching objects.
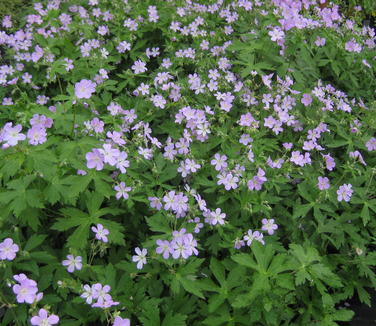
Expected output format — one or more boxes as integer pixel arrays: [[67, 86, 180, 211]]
[[365, 137, 376, 151], [27, 126, 47, 145], [92, 283, 111, 304], [75, 79, 96, 99], [12, 274, 39, 304], [0, 238, 19, 260], [209, 208, 226, 225], [211, 153, 228, 171], [62, 254, 82, 273], [244, 230, 265, 246], [113, 316, 131, 326], [132, 247, 147, 269], [301, 93, 312, 106], [2, 124, 26, 146], [261, 219, 278, 235], [131, 60, 147, 74], [156, 240, 173, 259], [81, 284, 95, 304], [91, 224, 109, 243], [114, 182, 132, 200], [317, 176, 330, 190], [86, 149, 104, 170], [30, 309, 59, 326], [337, 184, 353, 202]]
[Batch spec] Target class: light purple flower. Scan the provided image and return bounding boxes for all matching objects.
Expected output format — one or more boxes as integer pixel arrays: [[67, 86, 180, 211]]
[[261, 219, 278, 235], [113, 316, 131, 326], [131, 60, 147, 74], [91, 224, 109, 243], [81, 284, 95, 304], [0, 238, 19, 261], [132, 247, 147, 269], [211, 153, 228, 171], [317, 176, 330, 190], [62, 254, 82, 273], [114, 182, 132, 200], [337, 184, 353, 202], [27, 126, 47, 145], [12, 274, 39, 304], [2, 124, 26, 146], [30, 309, 59, 326], [75, 79, 96, 99], [209, 208, 226, 225], [365, 137, 376, 151], [92, 283, 111, 304], [301, 93, 312, 107], [156, 240, 173, 259], [86, 149, 104, 170], [244, 230, 265, 246]]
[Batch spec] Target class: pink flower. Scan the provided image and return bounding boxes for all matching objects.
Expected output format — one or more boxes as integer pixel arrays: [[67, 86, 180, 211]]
[[75, 79, 96, 99], [0, 238, 19, 260], [30, 309, 59, 326]]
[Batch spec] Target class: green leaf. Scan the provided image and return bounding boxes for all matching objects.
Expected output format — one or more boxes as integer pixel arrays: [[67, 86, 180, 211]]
[[232, 253, 259, 271], [332, 309, 354, 322], [210, 258, 226, 285], [24, 234, 47, 251], [161, 312, 186, 326]]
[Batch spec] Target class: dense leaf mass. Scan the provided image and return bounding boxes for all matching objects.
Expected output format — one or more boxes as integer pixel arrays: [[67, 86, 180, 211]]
[[0, 0, 375, 325]]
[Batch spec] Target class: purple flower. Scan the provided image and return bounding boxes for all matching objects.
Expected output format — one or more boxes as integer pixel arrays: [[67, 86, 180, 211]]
[[114, 182, 132, 200], [62, 254, 82, 273], [243, 230, 265, 246], [132, 247, 147, 269], [315, 36, 326, 47], [211, 153, 228, 171], [322, 153, 336, 171], [12, 274, 39, 304], [337, 184, 353, 202], [148, 196, 162, 210], [86, 149, 104, 170], [208, 208, 226, 225], [113, 316, 131, 326], [365, 137, 376, 151], [0, 238, 19, 260], [1, 123, 26, 146], [217, 173, 239, 190], [27, 126, 47, 145], [81, 284, 95, 304], [91, 224, 109, 243], [301, 93, 312, 107], [317, 176, 330, 190], [30, 309, 59, 326], [131, 60, 147, 74], [261, 219, 278, 235], [92, 283, 111, 304], [156, 240, 173, 259], [75, 79, 96, 99]]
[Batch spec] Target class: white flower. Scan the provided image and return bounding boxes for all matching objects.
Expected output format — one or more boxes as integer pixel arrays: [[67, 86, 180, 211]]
[[132, 247, 147, 269]]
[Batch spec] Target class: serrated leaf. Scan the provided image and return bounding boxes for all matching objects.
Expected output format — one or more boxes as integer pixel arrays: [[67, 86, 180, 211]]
[[161, 312, 186, 326], [24, 234, 47, 251]]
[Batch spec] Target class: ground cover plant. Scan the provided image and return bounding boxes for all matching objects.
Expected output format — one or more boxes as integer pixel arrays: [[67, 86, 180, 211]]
[[0, 0, 375, 325]]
